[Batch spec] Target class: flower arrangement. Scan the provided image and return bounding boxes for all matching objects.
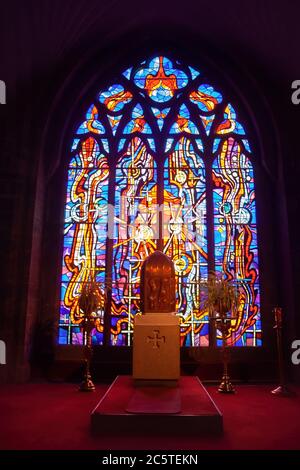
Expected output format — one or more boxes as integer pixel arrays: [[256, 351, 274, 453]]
[[200, 271, 240, 393], [201, 271, 239, 321], [78, 281, 102, 324]]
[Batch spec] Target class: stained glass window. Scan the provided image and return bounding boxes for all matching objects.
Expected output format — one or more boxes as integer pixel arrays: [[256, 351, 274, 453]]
[[213, 137, 261, 346], [59, 55, 261, 347], [59, 137, 109, 345], [111, 138, 157, 346], [163, 137, 208, 346]]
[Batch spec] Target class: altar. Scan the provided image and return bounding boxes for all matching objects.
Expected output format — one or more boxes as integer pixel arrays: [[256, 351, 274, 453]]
[[132, 251, 180, 382], [91, 251, 223, 436]]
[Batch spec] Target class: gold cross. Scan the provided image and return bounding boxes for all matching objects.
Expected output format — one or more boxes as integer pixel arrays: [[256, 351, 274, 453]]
[[147, 329, 165, 349]]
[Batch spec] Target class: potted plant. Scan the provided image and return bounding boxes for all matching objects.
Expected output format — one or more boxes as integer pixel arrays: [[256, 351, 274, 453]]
[[201, 271, 239, 393]]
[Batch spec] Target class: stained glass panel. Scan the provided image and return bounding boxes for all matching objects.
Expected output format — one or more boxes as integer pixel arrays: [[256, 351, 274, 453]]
[[212, 137, 261, 346], [163, 137, 208, 346], [134, 56, 188, 102], [59, 137, 109, 345], [111, 137, 157, 346]]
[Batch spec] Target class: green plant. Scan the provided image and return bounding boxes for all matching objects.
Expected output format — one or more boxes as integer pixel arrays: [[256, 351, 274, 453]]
[[78, 281, 101, 321], [78, 278, 112, 340], [200, 271, 239, 393], [200, 271, 239, 319]]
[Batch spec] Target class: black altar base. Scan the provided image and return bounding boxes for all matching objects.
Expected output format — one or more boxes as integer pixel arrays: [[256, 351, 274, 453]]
[[91, 375, 223, 436]]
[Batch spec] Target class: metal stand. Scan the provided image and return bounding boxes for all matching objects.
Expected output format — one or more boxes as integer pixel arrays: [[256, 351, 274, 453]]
[[271, 307, 293, 397], [79, 323, 95, 392], [215, 317, 235, 394]]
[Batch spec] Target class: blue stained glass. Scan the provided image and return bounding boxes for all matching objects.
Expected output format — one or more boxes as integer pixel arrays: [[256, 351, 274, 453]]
[[59, 137, 109, 345], [190, 84, 222, 112], [101, 139, 109, 153], [189, 66, 200, 79], [213, 138, 221, 153], [147, 138, 156, 151], [99, 84, 132, 112], [195, 139, 204, 153], [118, 138, 126, 152], [179, 103, 190, 119], [58, 327, 68, 345], [123, 104, 152, 134], [200, 115, 215, 136], [163, 137, 208, 346], [165, 138, 174, 152], [71, 138, 80, 151], [134, 56, 189, 103], [212, 137, 260, 347], [151, 107, 170, 131], [76, 105, 106, 135], [217, 103, 246, 136], [108, 115, 122, 135], [242, 139, 251, 152], [235, 122, 246, 135], [123, 67, 132, 80], [111, 138, 157, 346], [69, 154, 82, 168], [170, 104, 199, 134]]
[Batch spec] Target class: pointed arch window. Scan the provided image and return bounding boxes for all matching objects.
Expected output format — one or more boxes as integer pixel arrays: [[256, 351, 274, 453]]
[[58, 56, 261, 347]]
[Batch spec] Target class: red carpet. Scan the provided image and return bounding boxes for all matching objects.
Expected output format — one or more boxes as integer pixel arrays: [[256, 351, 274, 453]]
[[0, 380, 300, 449], [100, 376, 217, 416], [126, 383, 181, 414], [92, 376, 222, 434]]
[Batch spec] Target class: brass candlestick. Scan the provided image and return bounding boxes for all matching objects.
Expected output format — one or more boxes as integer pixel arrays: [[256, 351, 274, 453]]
[[216, 315, 235, 393], [78, 281, 101, 392], [201, 272, 238, 394], [271, 307, 292, 396], [79, 319, 95, 392]]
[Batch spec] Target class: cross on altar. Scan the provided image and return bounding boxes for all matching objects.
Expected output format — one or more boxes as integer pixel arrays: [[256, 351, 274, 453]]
[[147, 330, 165, 349]]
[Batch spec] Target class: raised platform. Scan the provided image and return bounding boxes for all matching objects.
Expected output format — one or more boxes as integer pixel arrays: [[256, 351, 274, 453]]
[[91, 375, 223, 435]]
